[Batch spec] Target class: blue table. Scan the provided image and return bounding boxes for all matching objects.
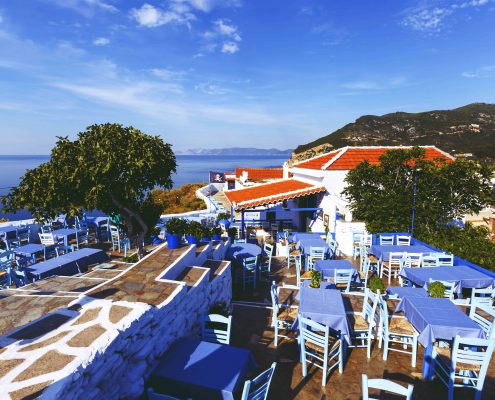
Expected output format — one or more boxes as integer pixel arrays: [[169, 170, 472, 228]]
[[149, 338, 257, 400], [401, 265, 495, 295], [85, 216, 108, 240], [395, 296, 485, 378], [53, 228, 85, 247], [386, 286, 428, 299], [297, 238, 329, 255], [13, 244, 46, 262], [226, 243, 261, 261], [0, 226, 18, 240], [298, 283, 352, 344], [369, 244, 432, 261], [313, 259, 360, 282], [291, 232, 322, 243]]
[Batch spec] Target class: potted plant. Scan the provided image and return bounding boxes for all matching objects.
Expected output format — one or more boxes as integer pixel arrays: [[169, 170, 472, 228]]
[[211, 226, 222, 241], [309, 270, 322, 288], [217, 212, 231, 230], [165, 218, 187, 249], [186, 221, 204, 245], [201, 225, 211, 242], [428, 281, 445, 298], [369, 275, 385, 294], [147, 226, 164, 245], [227, 227, 237, 240]]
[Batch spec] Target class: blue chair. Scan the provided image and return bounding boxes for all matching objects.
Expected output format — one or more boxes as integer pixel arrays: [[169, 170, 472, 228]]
[[234, 238, 247, 244], [362, 374, 413, 400], [352, 231, 364, 260], [242, 256, 258, 290], [240, 362, 276, 400], [307, 247, 325, 270], [55, 245, 74, 257], [16, 225, 30, 244], [299, 316, 343, 386], [40, 224, 53, 233], [432, 335, 495, 400], [437, 253, 454, 266], [74, 224, 90, 249], [201, 313, 232, 345], [348, 289, 379, 358], [332, 269, 353, 293], [469, 303, 495, 339], [327, 238, 338, 259], [286, 243, 301, 270], [270, 281, 298, 347], [379, 235, 394, 246], [259, 243, 273, 278], [378, 294, 418, 367], [39, 233, 62, 259], [471, 287, 494, 308]]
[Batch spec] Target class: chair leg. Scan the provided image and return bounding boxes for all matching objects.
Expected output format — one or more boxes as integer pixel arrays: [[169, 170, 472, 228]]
[[412, 336, 417, 368], [383, 337, 389, 361], [274, 322, 278, 347]]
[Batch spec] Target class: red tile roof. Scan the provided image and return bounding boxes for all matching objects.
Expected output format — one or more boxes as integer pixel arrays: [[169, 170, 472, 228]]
[[235, 167, 284, 180], [293, 146, 454, 171], [225, 179, 326, 210]]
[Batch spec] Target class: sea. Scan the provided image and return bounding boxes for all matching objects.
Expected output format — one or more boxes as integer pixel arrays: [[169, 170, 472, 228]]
[[0, 154, 288, 220]]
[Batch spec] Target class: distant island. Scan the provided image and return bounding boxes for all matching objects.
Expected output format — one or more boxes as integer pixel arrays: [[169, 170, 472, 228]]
[[176, 147, 293, 156]]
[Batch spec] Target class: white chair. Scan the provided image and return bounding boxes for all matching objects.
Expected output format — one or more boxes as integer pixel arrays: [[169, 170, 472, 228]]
[[379, 235, 394, 246], [270, 281, 298, 347], [352, 231, 364, 260], [380, 252, 404, 284], [422, 254, 438, 268], [348, 289, 379, 358], [286, 244, 301, 270], [241, 362, 276, 400], [74, 224, 90, 249], [201, 313, 232, 345], [362, 374, 413, 400], [405, 253, 422, 268], [362, 233, 373, 248], [326, 238, 338, 259], [38, 233, 61, 259], [469, 303, 495, 339], [471, 287, 494, 308], [378, 294, 418, 367], [299, 316, 343, 386], [110, 225, 130, 255], [234, 238, 247, 244], [429, 279, 455, 301], [432, 335, 495, 400], [295, 255, 302, 288], [396, 235, 411, 246], [242, 256, 258, 290], [333, 269, 353, 293], [437, 253, 454, 266], [307, 247, 325, 270], [357, 256, 373, 292]]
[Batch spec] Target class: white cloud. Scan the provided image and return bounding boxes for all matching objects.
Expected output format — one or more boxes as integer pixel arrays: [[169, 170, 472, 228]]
[[461, 65, 495, 78], [340, 77, 410, 92], [401, 0, 493, 33], [130, 3, 195, 28], [341, 81, 381, 90], [51, 0, 118, 16], [214, 19, 241, 41], [151, 68, 186, 80], [93, 37, 110, 46], [221, 42, 239, 54], [195, 83, 231, 95]]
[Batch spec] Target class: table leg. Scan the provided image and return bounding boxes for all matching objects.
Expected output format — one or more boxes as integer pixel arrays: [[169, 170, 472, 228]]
[[422, 343, 435, 379]]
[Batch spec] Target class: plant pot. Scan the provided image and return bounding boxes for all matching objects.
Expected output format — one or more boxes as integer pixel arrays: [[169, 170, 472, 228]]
[[218, 219, 230, 229], [201, 237, 211, 243], [166, 233, 180, 249], [212, 234, 221, 240], [151, 235, 164, 245], [187, 235, 199, 245]]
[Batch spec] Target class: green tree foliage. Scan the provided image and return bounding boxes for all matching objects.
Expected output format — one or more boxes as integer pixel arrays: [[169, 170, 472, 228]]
[[343, 147, 493, 236], [2, 123, 176, 255]]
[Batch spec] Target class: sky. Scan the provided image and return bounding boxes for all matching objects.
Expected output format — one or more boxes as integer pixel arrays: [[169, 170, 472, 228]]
[[0, 0, 494, 154]]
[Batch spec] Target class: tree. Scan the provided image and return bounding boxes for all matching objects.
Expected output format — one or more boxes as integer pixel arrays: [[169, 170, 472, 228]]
[[1, 123, 176, 256], [342, 147, 493, 236]]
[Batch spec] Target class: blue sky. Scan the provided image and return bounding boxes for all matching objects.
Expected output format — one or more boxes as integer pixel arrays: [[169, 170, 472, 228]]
[[0, 0, 494, 154]]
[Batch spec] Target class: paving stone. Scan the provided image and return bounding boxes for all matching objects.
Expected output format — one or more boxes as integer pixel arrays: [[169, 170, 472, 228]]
[[9, 380, 53, 400], [14, 350, 75, 382], [67, 325, 106, 347]]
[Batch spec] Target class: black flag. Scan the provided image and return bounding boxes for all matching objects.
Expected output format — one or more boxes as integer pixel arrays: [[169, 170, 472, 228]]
[[209, 171, 225, 183]]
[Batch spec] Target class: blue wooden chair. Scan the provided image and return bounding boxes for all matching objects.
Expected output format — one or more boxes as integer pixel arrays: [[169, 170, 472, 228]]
[[332, 269, 353, 293], [16, 225, 30, 244], [201, 313, 232, 345], [432, 335, 495, 400], [242, 256, 258, 290], [299, 316, 343, 386], [74, 224, 90, 249], [422, 254, 439, 268], [377, 294, 418, 367], [270, 281, 298, 347], [40, 224, 53, 233], [396, 235, 411, 246], [55, 245, 74, 257], [470, 287, 494, 308], [326, 238, 338, 259], [469, 303, 495, 339], [362, 374, 413, 400], [240, 362, 276, 400], [348, 289, 379, 358], [437, 253, 454, 266], [307, 246, 325, 270], [39, 233, 62, 259], [259, 243, 273, 278], [379, 235, 394, 246], [352, 231, 364, 260]]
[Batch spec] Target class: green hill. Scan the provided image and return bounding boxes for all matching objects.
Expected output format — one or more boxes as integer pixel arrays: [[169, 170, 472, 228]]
[[294, 103, 495, 165]]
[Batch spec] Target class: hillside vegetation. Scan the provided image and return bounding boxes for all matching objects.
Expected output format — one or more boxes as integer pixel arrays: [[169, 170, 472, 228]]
[[294, 103, 495, 165], [150, 183, 207, 214]]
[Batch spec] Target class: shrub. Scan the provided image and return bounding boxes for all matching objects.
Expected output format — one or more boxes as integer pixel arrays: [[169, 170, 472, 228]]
[[123, 253, 139, 263], [369, 275, 385, 294], [211, 226, 222, 237], [227, 227, 237, 238], [186, 221, 206, 238], [309, 270, 322, 288], [165, 218, 188, 235], [217, 212, 231, 221], [150, 183, 206, 214], [209, 302, 229, 317], [428, 281, 445, 298]]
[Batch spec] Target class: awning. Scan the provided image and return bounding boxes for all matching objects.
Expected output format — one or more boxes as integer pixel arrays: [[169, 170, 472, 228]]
[[225, 179, 326, 210]]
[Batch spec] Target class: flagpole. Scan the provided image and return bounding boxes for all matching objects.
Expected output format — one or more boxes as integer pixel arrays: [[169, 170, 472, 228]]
[[208, 172, 211, 214]]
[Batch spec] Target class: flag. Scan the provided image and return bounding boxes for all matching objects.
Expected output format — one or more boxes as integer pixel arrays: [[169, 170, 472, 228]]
[[209, 171, 225, 183]]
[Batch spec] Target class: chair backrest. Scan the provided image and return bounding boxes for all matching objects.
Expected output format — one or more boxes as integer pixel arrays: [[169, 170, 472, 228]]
[[471, 287, 494, 308], [40, 224, 52, 233], [396, 235, 411, 246], [389, 252, 405, 267], [299, 316, 329, 352], [352, 231, 364, 243], [362, 289, 379, 329], [295, 256, 302, 287], [39, 233, 56, 246], [437, 253, 454, 266], [334, 269, 353, 293], [243, 256, 258, 270], [309, 247, 325, 259], [109, 225, 120, 238], [234, 238, 247, 244], [327, 239, 338, 257], [421, 254, 438, 268], [429, 279, 455, 300], [450, 335, 495, 391], [469, 304, 495, 339], [362, 374, 413, 400], [379, 235, 394, 246], [404, 252, 422, 268], [362, 233, 373, 247], [201, 313, 232, 345], [241, 362, 276, 400], [264, 243, 273, 257], [270, 281, 279, 312]]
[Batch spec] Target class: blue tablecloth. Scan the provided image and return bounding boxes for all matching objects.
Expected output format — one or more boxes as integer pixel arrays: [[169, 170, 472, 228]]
[[13, 244, 46, 260], [313, 259, 361, 282], [297, 238, 329, 256], [226, 243, 261, 261], [369, 244, 433, 261], [149, 338, 257, 400], [395, 296, 485, 347], [291, 233, 322, 243], [298, 284, 352, 343], [386, 286, 428, 299], [25, 248, 108, 280], [401, 265, 495, 295], [53, 228, 85, 246], [0, 225, 18, 240]]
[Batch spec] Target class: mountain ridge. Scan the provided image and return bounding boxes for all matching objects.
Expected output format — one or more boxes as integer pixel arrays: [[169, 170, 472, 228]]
[[177, 147, 293, 156]]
